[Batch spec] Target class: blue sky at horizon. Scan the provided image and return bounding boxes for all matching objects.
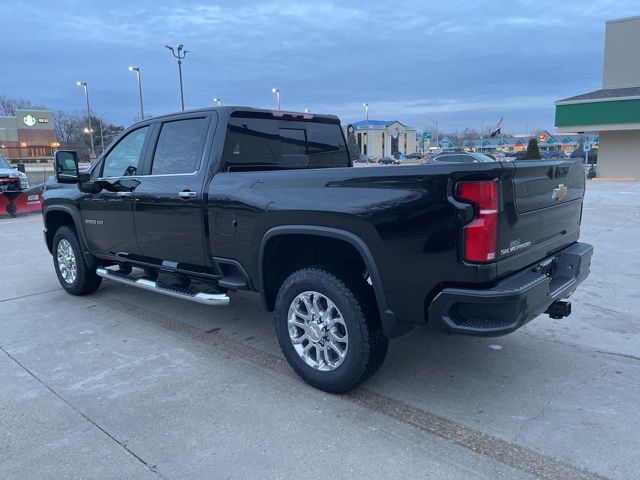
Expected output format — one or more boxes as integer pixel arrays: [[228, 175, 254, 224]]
[[1, 0, 638, 134]]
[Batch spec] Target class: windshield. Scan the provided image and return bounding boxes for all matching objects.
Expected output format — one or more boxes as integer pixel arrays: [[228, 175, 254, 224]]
[[0, 154, 12, 169]]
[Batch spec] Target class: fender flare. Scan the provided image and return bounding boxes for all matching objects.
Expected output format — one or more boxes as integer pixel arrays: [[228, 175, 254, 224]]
[[258, 225, 407, 338], [44, 205, 97, 269]]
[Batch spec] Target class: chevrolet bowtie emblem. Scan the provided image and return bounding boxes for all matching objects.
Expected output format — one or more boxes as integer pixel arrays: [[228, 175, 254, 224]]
[[552, 184, 568, 201]]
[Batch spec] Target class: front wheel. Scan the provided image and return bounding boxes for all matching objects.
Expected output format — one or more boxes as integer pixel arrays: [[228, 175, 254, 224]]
[[275, 267, 388, 393], [53, 226, 102, 296]]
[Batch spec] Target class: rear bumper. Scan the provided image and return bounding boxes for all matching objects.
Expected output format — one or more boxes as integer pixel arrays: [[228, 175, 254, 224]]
[[428, 242, 593, 336]]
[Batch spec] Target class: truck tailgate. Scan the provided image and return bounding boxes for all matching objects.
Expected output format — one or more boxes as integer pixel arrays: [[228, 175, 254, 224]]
[[496, 158, 585, 277]]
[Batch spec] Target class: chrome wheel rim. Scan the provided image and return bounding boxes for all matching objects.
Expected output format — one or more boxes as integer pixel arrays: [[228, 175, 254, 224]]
[[56, 239, 77, 284], [287, 291, 348, 372]]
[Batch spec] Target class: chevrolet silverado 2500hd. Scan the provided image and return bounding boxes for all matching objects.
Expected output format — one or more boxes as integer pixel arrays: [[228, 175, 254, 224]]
[[43, 107, 593, 392]]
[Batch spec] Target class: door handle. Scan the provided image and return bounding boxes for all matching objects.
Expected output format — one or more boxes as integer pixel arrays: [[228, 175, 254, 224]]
[[178, 190, 197, 199], [116, 191, 133, 197]]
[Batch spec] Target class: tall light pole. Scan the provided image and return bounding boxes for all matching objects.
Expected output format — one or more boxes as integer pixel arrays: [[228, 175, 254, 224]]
[[98, 117, 105, 153], [362, 103, 369, 156], [128, 66, 144, 120], [271, 88, 280, 110], [76, 81, 95, 159], [165, 44, 189, 111], [426, 116, 439, 150], [213, 98, 222, 106]]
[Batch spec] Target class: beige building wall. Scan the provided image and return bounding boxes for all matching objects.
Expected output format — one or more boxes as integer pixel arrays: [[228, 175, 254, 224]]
[[355, 123, 417, 157], [603, 16, 640, 89], [598, 130, 640, 179]]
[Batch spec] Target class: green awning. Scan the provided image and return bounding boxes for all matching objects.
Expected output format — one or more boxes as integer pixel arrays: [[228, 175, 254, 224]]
[[555, 98, 640, 128]]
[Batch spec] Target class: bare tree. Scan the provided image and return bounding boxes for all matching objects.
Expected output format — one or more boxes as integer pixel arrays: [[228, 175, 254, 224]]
[[54, 110, 83, 145], [0, 95, 47, 116]]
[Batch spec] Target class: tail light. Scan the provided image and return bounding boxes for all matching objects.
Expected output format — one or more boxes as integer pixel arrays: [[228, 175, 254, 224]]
[[457, 180, 498, 263]]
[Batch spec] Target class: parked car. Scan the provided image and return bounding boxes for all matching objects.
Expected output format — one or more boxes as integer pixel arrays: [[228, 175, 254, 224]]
[[570, 148, 598, 165], [43, 106, 593, 393], [542, 150, 562, 159], [404, 153, 422, 160], [0, 154, 29, 192], [378, 156, 400, 165], [431, 152, 496, 164]]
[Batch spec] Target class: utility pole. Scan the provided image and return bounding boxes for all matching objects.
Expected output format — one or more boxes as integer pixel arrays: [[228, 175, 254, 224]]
[[98, 117, 105, 153], [426, 117, 438, 150], [76, 81, 95, 159], [165, 44, 189, 111]]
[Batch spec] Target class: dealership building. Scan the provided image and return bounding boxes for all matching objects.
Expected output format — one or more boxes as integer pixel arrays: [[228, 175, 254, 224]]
[[350, 120, 418, 158], [0, 109, 58, 161], [555, 16, 640, 179]]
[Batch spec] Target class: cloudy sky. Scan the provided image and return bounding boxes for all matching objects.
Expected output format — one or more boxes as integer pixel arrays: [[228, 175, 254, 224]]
[[1, 0, 638, 133]]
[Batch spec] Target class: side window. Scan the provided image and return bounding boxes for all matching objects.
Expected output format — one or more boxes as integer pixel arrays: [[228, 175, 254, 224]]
[[101, 126, 149, 177], [151, 118, 208, 175]]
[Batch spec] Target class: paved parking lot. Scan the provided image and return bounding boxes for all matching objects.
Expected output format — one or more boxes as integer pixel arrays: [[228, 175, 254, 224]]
[[1, 181, 638, 479]]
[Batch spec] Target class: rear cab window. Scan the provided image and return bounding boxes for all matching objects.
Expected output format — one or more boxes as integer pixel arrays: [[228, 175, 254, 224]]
[[222, 115, 349, 172], [151, 117, 209, 175]]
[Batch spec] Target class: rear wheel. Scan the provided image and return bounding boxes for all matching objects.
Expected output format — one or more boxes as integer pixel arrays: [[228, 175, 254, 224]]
[[53, 226, 102, 295], [275, 267, 388, 393]]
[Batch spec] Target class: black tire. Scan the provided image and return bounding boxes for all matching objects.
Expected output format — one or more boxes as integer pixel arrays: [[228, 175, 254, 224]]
[[275, 267, 388, 393], [52, 226, 102, 296]]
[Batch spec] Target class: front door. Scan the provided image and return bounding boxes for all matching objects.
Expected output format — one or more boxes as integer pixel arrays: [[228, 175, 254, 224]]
[[133, 115, 213, 267], [80, 125, 151, 256]]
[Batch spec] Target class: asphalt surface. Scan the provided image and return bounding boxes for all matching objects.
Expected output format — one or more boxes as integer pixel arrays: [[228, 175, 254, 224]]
[[1, 181, 638, 479]]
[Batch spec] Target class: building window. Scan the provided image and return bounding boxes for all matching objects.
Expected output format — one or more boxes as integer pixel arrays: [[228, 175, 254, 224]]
[[27, 147, 49, 157]]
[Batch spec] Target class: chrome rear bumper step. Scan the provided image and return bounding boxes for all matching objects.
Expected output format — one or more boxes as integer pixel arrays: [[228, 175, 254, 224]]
[[96, 268, 230, 306]]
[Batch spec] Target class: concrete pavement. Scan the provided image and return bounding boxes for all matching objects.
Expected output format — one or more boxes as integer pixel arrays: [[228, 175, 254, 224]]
[[0, 181, 638, 479]]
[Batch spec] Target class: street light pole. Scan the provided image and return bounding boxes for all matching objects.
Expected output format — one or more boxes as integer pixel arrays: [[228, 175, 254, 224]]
[[271, 88, 280, 110], [128, 66, 144, 120], [76, 81, 95, 159], [165, 44, 189, 111], [362, 103, 368, 156], [98, 117, 105, 153], [213, 98, 222, 106]]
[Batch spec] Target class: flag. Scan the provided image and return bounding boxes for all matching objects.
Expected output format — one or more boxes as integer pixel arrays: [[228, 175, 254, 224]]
[[490, 117, 503, 137]]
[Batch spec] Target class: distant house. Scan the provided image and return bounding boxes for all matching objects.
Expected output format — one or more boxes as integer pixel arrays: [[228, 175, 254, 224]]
[[348, 120, 417, 157]]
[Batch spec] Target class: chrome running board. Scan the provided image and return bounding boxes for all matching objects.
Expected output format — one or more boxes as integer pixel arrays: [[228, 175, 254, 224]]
[[96, 268, 230, 306]]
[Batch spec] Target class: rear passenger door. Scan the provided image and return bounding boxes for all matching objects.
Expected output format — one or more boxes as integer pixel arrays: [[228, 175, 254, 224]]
[[133, 114, 215, 267]]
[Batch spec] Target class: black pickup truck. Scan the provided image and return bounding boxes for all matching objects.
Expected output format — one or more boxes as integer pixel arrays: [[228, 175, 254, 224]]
[[43, 107, 593, 393]]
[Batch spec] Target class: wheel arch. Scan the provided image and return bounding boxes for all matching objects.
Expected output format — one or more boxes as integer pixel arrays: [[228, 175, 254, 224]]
[[258, 225, 405, 338], [44, 206, 97, 269]]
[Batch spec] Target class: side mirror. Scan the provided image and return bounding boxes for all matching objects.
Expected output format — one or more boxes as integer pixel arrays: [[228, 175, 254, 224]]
[[54, 150, 79, 183]]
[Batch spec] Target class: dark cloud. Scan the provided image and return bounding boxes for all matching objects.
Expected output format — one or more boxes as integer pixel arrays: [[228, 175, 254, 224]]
[[1, 0, 637, 133]]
